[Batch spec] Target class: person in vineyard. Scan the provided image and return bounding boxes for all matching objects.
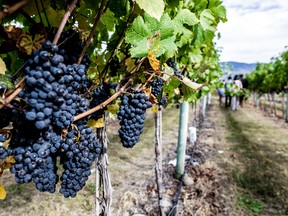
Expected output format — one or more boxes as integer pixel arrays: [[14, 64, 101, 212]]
[[231, 75, 243, 111], [225, 76, 233, 108], [239, 74, 249, 107], [217, 80, 226, 105]]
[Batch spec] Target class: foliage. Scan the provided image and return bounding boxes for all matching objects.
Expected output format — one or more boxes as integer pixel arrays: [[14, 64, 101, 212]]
[[246, 48, 288, 94]]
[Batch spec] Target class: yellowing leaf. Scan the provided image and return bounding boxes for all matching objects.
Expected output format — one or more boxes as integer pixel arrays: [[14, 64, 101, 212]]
[[17, 33, 46, 55], [4, 26, 22, 41], [125, 58, 136, 72], [0, 58, 6, 75], [151, 105, 158, 113], [0, 184, 6, 200], [148, 50, 160, 71], [88, 117, 105, 128], [144, 87, 152, 96], [3, 163, 14, 170], [107, 104, 119, 114], [5, 156, 15, 164]]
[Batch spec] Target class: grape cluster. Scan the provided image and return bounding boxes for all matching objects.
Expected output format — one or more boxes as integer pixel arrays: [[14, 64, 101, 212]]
[[0, 40, 102, 198], [53, 64, 90, 129], [58, 30, 91, 66], [89, 83, 114, 120], [117, 92, 152, 148], [167, 60, 182, 79], [20, 40, 91, 130], [59, 121, 101, 198], [109, 57, 121, 77], [149, 78, 167, 106], [0, 145, 12, 159], [8, 123, 61, 192]]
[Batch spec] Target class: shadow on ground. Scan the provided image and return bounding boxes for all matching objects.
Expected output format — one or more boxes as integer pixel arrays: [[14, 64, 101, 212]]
[[221, 106, 288, 215]]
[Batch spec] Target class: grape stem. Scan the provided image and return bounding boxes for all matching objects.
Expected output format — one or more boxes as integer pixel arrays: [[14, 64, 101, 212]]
[[75, 57, 146, 121], [138, 72, 156, 92], [52, 0, 78, 44], [73, 78, 132, 122], [0, 0, 29, 20], [14, 77, 26, 88], [77, 0, 109, 64], [0, 83, 26, 109]]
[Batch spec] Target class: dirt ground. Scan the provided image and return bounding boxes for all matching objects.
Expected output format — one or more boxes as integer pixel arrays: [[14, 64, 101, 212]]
[[1, 96, 288, 216]]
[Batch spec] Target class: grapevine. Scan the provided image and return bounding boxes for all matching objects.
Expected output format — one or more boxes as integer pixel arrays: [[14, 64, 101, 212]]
[[0, 0, 227, 205]]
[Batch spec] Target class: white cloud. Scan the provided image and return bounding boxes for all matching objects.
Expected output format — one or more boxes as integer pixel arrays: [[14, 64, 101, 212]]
[[215, 0, 288, 63]]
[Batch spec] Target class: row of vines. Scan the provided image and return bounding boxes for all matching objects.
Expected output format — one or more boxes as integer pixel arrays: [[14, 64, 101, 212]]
[[0, 0, 227, 214], [246, 48, 288, 122]]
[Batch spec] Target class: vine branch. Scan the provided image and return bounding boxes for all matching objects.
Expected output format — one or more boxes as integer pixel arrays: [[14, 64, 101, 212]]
[[0, 83, 26, 109], [77, 0, 109, 64], [0, 0, 29, 20], [52, 0, 78, 44], [74, 78, 132, 121]]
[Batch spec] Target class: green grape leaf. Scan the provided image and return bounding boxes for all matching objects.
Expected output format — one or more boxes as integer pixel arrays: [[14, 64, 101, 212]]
[[125, 16, 151, 45], [173, 9, 198, 48], [200, 9, 216, 32], [134, 0, 165, 21], [23, 0, 50, 16], [175, 27, 193, 48], [126, 13, 177, 58], [166, 0, 181, 8], [101, 9, 115, 31], [8, 51, 24, 74], [158, 13, 174, 39], [45, 6, 65, 28], [174, 9, 199, 26], [108, 0, 130, 17], [129, 39, 149, 58], [163, 63, 174, 81], [164, 77, 180, 93], [0, 74, 14, 92], [189, 48, 203, 64], [159, 36, 177, 59], [212, 5, 227, 21], [201, 85, 210, 95], [182, 83, 195, 100], [193, 26, 205, 46], [0, 58, 6, 75]]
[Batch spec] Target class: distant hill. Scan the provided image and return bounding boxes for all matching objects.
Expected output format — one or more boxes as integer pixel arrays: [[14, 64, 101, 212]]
[[220, 61, 258, 78]]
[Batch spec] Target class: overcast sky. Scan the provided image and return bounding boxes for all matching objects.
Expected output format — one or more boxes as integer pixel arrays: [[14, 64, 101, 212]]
[[216, 0, 288, 63]]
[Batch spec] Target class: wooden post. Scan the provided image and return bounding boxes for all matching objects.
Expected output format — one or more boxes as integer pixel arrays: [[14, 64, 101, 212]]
[[272, 92, 276, 116], [255, 93, 259, 109], [175, 101, 189, 179], [281, 91, 285, 118], [154, 105, 164, 216], [96, 117, 112, 216], [285, 91, 288, 123]]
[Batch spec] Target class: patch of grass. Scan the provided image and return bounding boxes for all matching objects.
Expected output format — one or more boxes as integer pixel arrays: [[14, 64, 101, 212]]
[[86, 183, 96, 194], [221, 107, 288, 214], [238, 195, 263, 214], [5, 183, 24, 193]]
